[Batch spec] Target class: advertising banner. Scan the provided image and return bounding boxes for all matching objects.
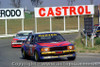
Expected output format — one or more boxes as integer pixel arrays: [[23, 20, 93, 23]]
[[0, 8, 24, 19], [34, 5, 94, 17]]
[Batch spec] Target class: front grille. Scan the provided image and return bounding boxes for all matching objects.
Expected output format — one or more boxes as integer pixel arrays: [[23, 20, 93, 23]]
[[17, 40, 25, 43], [50, 46, 67, 51]]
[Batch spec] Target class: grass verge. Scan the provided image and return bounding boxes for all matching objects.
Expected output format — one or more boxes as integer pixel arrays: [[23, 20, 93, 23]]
[[74, 37, 100, 53]]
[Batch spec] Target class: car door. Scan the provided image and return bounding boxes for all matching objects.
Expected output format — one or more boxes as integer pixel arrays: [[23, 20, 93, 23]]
[[28, 35, 36, 56], [24, 35, 32, 54]]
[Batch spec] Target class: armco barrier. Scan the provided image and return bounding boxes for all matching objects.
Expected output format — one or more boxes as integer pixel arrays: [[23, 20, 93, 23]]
[[0, 34, 16, 38]]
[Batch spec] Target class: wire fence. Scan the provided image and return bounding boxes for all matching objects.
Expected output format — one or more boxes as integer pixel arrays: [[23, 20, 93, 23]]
[[0, 14, 98, 36]]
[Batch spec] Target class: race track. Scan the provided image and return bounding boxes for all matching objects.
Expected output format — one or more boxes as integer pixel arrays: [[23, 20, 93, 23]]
[[0, 34, 100, 67]]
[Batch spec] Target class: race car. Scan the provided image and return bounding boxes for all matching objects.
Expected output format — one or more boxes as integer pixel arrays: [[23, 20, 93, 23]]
[[11, 30, 34, 48], [94, 26, 100, 37], [21, 32, 76, 61], [94, 24, 100, 29]]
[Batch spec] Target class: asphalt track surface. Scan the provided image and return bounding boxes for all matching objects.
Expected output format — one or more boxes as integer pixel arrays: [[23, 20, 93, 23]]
[[0, 34, 100, 67]]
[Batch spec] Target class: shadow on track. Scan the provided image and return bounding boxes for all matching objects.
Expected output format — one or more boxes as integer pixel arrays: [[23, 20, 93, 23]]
[[19, 56, 75, 62]]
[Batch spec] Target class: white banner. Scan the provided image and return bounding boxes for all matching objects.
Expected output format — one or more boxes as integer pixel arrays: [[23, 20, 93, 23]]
[[0, 8, 24, 19], [34, 5, 94, 18]]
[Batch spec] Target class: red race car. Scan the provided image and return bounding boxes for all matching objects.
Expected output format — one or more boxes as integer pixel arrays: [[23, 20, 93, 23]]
[[21, 32, 76, 61], [11, 30, 34, 48]]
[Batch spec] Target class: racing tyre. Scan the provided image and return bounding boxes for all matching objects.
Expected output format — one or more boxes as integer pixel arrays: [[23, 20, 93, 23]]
[[34, 51, 40, 61], [22, 50, 29, 59], [67, 56, 76, 60]]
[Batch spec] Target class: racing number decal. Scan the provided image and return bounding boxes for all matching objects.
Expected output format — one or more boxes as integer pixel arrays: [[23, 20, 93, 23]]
[[29, 45, 36, 55], [29, 45, 33, 55]]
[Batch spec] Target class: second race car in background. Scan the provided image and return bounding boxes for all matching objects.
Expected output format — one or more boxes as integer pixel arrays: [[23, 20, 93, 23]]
[[11, 30, 34, 48], [82, 24, 100, 37]]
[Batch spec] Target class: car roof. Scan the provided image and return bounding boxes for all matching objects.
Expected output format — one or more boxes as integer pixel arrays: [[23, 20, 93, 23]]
[[18, 30, 34, 33], [33, 32, 60, 35]]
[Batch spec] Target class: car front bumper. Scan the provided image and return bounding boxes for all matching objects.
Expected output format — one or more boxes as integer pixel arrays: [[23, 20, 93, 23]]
[[39, 50, 76, 59], [11, 43, 22, 47]]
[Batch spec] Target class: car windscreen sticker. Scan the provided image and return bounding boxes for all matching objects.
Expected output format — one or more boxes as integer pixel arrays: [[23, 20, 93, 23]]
[[38, 34, 57, 37]]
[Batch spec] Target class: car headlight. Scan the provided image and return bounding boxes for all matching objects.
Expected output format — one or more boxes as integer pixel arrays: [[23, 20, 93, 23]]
[[12, 40, 17, 43], [41, 48, 50, 52], [67, 46, 74, 50]]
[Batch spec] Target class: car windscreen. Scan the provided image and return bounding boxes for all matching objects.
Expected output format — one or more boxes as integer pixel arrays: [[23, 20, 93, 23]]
[[35, 33, 65, 43], [16, 33, 30, 37]]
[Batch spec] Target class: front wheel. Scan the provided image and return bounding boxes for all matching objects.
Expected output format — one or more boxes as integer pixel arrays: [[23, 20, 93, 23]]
[[67, 56, 76, 60], [22, 50, 29, 59], [34, 51, 40, 61]]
